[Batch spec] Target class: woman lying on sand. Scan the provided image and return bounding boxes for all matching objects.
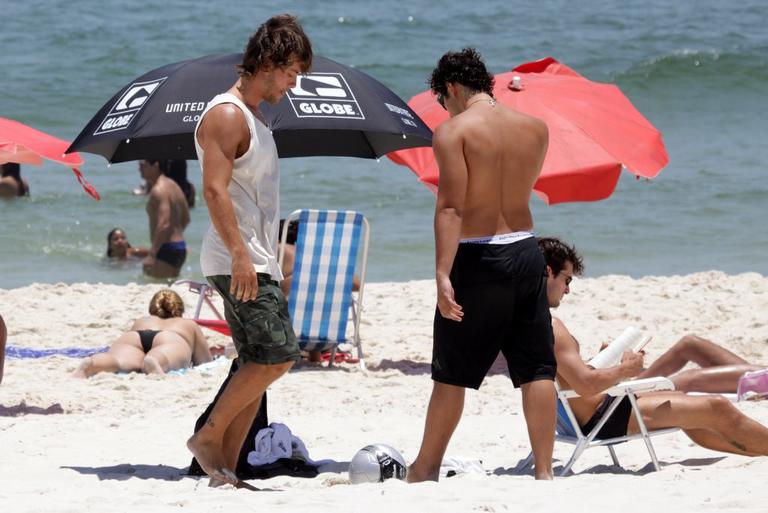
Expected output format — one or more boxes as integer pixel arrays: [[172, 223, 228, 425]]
[[73, 289, 213, 377]]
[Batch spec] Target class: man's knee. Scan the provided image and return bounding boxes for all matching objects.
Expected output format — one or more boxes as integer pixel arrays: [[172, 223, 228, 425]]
[[257, 360, 294, 378], [705, 395, 740, 423], [680, 334, 706, 348]]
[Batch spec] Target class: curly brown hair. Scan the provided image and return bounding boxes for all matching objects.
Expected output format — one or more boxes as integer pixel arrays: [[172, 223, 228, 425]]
[[237, 14, 313, 75], [148, 289, 184, 319], [538, 237, 585, 277], [429, 47, 494, 99]]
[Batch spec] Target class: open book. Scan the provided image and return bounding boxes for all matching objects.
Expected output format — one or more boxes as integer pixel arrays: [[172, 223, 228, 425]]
[[587, 327, 651, 370]]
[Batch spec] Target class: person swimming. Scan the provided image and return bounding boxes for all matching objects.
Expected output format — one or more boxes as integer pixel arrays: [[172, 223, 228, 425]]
[[106, 228, 150, 260], [0, 163, 30, 198]]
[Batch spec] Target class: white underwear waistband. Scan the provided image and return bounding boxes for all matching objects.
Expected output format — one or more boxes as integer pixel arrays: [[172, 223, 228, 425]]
[[459, 231, 534, 245]]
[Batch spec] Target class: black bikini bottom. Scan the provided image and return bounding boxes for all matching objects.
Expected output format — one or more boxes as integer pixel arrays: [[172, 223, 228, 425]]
[[135, 329, 160, 353]]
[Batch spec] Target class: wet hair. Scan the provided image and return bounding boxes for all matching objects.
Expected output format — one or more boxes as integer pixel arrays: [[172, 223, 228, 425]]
[[1, 163, 29, 196], [106, 227, 131, 257], [278, 218, 300, 245], [143, 159, 169, 173], [148, 289, 184, 319], [538, 237, 584, 277], [429, 47, 495, 99], [162, 159, 194, 208], [237, 14, 313, 75], [1, 162, 21, 178]]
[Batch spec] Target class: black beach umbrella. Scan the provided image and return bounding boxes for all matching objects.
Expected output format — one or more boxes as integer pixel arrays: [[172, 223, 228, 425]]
[[67, 54, 432, 162]]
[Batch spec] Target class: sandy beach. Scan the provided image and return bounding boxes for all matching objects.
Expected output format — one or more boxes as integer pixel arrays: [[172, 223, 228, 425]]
[[1, 272, 767, 512]]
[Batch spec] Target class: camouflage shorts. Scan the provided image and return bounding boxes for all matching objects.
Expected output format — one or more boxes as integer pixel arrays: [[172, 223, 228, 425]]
[[206, 274, 300, 365]]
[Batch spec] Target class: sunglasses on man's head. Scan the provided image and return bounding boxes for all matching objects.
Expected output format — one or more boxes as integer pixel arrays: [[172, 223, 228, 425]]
[[437, 92, 446, 109]]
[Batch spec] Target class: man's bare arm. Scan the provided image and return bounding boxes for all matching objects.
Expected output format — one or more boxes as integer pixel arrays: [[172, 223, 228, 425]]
[[198, 105, 258, 302], [553, 317, 644, 397], [433, 122, 468, 321], [148, 190, 173, 255]]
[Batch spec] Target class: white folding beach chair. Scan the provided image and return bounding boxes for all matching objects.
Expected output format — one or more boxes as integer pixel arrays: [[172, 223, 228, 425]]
[[278, 209, 370, 370], [521, 377, 679, 476]]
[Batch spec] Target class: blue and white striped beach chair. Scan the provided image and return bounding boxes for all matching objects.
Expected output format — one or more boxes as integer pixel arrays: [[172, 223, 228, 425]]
[[520, 377, 678, 476], [279, 209, 370, 370]]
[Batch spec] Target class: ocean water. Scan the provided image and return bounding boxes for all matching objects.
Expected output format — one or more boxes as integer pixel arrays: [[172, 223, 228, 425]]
[[1, 0, 767, 288]]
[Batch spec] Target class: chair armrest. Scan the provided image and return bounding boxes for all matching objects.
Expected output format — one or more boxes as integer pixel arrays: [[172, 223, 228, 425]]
[[604, 377, 675, 396], [558, 376, 675, 400]]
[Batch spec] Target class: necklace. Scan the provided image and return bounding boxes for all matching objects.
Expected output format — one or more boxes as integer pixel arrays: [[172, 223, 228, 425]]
[[466, 96, 497, 109]]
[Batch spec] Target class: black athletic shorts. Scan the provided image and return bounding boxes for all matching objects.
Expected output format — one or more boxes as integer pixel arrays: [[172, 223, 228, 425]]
[[580, 396, 632, 439], [432, 236, 556, 389]]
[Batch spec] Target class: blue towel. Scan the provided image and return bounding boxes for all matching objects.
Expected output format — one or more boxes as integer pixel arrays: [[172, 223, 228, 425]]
[[5, 345, 109, 359]]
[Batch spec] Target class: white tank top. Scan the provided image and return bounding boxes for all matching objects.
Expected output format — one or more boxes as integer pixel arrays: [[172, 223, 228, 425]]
[[194, 93, 282, 280]]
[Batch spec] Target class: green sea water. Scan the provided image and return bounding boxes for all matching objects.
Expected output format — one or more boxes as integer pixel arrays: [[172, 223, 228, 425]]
[[1, 0, 767, 288]]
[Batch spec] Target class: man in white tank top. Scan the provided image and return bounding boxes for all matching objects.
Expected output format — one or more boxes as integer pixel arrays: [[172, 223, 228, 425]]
[[186, 14, 313, 488]]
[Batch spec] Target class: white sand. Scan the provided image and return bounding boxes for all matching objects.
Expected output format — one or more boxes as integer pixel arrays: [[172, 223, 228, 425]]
[[1, 272, 767, 512]]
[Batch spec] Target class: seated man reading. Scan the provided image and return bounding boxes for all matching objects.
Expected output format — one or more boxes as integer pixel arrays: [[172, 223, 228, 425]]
[[540, 236, 768, 456]]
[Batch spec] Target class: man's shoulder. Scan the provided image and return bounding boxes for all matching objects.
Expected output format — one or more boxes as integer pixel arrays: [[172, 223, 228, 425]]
[[551, 316, 572, 341], [198, 103, 247, 138], [433, 116, 470, 147]]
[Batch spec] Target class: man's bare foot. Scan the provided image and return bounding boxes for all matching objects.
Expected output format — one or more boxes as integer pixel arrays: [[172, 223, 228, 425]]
[[187, 433, 236, 485], [405, 464, 438, 483], [208, 476, 260, 491], [73, 357, 93, 378], [143, 356, 165, 375]]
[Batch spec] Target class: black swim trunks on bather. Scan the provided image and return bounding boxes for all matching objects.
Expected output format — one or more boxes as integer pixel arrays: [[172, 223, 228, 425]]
[[206, 274, 300, 366], [156, 241, 187, 269], [135, 329, 160, 353], [432, 236, 556, 390], [580, 396, 632, 439]]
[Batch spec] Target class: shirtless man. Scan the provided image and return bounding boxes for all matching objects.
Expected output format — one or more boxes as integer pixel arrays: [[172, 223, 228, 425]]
[[0, 163, 30, 198], [540, 237, 768, 457], [408, 48, 557, 482], [186, 15, 312, 487], [140, 159, 190, 278]]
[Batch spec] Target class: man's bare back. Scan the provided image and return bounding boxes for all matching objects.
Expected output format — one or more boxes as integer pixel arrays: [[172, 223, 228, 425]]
[[437, 102, 548, 238], [147, 175, 190, 244]]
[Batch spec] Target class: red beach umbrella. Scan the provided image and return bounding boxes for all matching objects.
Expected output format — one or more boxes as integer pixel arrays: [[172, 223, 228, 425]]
[[0, 117, 100, 200], [388, 57, 669, 204]]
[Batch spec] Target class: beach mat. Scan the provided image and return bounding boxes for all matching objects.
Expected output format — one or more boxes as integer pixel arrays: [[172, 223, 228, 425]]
[[5, 345, 108, 359], [187, 358, 318, 479]]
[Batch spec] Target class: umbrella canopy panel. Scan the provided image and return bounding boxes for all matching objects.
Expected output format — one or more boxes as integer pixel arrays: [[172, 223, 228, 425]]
[[389, 57, 669, 204], [0, 117, 99, 200], [68, 54, 432, 163]]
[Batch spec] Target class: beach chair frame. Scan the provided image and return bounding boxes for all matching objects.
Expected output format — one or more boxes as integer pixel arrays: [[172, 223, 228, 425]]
[[521, 377, 679, 476], [278, 209, 370, 371], [175, 209, 370, 371]]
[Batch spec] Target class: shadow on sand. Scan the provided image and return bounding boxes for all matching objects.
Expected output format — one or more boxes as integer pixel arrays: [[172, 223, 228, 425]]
[[61, 463, 188, 481], [0, 402, 65, 417], [367, 354, 512, 378], [494, 455, 727, 477]]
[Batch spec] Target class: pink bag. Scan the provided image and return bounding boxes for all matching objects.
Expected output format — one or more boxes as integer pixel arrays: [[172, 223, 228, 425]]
[[737, 369, 768, 401]]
